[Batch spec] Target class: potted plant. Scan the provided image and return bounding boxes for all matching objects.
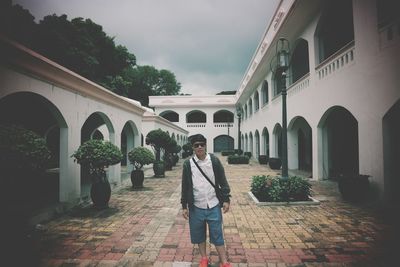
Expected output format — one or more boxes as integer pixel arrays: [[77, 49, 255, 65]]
[[0, 124, 51, 202], [182, 142, 193, 158], [145, 129, 170, 177], [337, 173, 370, 202], [269, 157, 282, 170], [250, 175, 312, 202], [164, 137, 177, 171], [128, 146, 155, 189], [258, 155, 268, 165], [72, 139, 123, 208]]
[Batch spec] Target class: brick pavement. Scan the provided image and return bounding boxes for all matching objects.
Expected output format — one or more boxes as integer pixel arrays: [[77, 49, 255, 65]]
[[19, 155, 395, 266]]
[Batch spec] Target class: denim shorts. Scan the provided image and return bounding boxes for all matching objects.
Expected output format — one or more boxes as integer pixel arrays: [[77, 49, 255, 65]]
[[189, 205, 224, 246]]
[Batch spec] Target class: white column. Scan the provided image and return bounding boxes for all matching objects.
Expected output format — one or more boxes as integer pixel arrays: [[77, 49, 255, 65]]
[[59, 126, 81, 202]]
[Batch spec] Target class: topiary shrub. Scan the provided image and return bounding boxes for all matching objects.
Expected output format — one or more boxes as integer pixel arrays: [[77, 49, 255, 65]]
[[72, 139, 123, 208], [0, 124, 51, 174], [250, 175, 312, 202], [182, 142, 193, 158], [227, 155, 249, 164], [128, 146, 155, 170], [72, 139, 123, 177], [128, 146, 155, 189]]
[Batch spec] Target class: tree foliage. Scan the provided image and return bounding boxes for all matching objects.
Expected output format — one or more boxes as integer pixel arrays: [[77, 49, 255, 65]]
[[0, 2, 181, 106]]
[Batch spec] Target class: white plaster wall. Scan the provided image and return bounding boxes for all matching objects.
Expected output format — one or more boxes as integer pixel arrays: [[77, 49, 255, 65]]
[[236, 0, 400, 200], [0, 65, 144, 202], [152, 105, 237, 153]]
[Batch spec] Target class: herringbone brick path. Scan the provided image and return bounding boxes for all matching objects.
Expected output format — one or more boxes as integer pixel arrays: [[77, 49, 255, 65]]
[[22, 155, 395, 266]]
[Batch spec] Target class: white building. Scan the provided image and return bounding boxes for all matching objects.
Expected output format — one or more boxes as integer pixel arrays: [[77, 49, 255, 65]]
[[150, 0, 400, 204], [0, 0, 398, 208], [0, 36, 188, 205]]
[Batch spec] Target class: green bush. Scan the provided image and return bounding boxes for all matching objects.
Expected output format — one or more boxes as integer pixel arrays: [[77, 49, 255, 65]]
[[221, 150, 235, 156], [72, 139, 123, 175], [234, 149, 243, 155], [128, 146, 155, 170], [250, 175, 312, 202], [244, 152, 252, 158], [227, 155, 249, 164], [0, 124, 51, 173]]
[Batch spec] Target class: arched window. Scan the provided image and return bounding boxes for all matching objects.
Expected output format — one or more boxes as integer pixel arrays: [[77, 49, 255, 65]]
[[160, 110, 179, 122], [315, 0, 354, 63], [248, 98, 253, 116], [262, 80, 269, 105], [186, 110, 206, 123], [274, 69, 285, 96], [254, 92, 259, 111], [291, 39, 309, 83], [213, 110, 234, 123]]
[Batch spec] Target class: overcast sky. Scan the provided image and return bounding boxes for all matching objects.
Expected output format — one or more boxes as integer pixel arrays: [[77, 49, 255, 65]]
[[13, 0, 279, 95]]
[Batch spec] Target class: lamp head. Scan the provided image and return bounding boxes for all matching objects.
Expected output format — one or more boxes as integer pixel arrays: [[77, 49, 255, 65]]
[[276, 38, 290, 71]]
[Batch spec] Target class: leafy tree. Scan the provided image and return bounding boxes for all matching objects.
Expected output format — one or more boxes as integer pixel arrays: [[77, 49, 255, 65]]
[[216, 90, 236, 95], [0, 3, 37, 47], [1, 3, 181, 106]]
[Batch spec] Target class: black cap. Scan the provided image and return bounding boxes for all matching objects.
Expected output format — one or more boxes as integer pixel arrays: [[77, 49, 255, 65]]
[[190, 134, 207, 145]]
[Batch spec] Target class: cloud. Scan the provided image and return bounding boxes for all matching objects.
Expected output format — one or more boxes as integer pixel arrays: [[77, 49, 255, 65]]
[[13, 0, 279, 95]]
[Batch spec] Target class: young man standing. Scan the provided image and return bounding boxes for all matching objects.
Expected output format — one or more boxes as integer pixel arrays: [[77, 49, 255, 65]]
[[181, 134, 232, 267]]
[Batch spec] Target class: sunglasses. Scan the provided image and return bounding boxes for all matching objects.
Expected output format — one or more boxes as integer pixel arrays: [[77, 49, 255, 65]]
[[193, 143, 206, 148]]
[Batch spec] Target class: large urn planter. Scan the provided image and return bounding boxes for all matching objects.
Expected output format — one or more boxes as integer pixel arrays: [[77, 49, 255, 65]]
[[338, 174, 370, 202], [72, 140, 123, 209], [131, 170, 144, 189], [90, 173, 111, 209], [258, 155, 268, 165], [269, 157, 282, 170], [153, 161, 165, 178]]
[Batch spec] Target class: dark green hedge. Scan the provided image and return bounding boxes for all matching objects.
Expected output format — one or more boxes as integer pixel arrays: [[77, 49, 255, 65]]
[[250, 175, 312, 202], [227, 155, 249, 164]]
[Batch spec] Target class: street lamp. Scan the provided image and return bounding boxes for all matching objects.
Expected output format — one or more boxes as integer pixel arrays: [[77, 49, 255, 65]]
[[272, 37, 290, 179], [236, 106, 242, 152]]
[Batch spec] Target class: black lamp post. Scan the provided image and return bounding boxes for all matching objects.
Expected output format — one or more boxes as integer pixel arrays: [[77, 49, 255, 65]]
[[275, 37, 290, 179], [236, 107, 242, 152]]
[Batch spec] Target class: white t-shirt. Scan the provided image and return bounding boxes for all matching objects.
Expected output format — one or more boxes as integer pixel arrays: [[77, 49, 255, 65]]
[[190, 153, 219, 209]]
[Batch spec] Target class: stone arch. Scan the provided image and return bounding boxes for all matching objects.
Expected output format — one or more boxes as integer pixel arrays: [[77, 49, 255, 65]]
[[0, 91, 68, 207], [262, 127, 270, 157], [80, 111, 115, 198], [213, 135, 234, 152], [288, 116, 312, 173], [318, 106, 358, 180], [383, 99, 400, 206]]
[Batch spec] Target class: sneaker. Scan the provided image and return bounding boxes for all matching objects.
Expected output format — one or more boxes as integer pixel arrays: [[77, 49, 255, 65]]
[[219, 263, 232, 267], [199, 257, 208, 267]]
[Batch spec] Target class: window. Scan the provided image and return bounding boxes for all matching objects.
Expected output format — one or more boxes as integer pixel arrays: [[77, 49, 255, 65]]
[[262, 80, 269, 104], [213, 110, 234, 123], [186, 110, 206, 123], [254, 92, 259, 111], [315, 0, 354, 63], [160, 111, 179, 122]]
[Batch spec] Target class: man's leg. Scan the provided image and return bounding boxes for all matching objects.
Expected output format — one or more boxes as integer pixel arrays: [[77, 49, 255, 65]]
[[198, 241, 207, 257], [215, 245, 228, 264]]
